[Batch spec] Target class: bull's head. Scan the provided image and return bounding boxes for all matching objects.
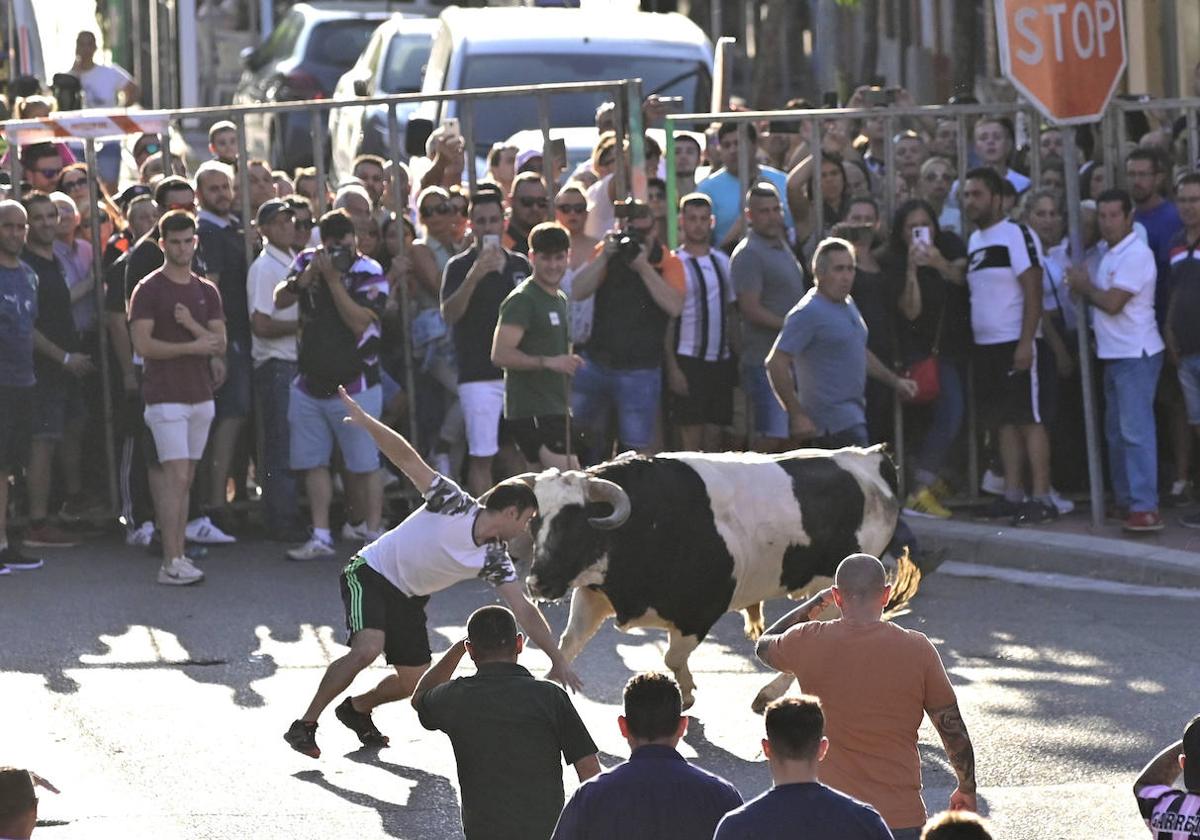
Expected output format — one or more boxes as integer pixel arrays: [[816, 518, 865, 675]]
[[520, 469, 631, 601]]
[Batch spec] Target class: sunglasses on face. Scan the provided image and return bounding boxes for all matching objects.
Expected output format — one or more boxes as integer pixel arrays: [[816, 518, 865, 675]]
[[556, 202, 587, 214], [36, 168, 62, 180], [924, 172, 954, 182], [518, 196, 548, 209], [166, 201, 194, 211], [61, 178, 88, 191], [295, 219, 314, 230], [450, 204, 468, 217], [420, 203, 453, 217]]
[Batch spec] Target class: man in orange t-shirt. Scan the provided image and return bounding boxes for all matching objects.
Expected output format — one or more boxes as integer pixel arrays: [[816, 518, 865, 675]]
[[756, 554, 978, 840]]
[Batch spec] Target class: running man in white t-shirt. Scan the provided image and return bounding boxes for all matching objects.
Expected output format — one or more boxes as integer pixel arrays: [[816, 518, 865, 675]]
[[284, 387, 582, 759]]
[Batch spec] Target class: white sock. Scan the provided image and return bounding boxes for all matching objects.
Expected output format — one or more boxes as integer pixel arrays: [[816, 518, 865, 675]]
[[313, 528, 332, 544]]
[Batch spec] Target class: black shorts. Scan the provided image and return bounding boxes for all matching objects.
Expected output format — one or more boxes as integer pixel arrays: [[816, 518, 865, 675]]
[[508, 414, 583, 464], [340, 556, 432, 667], [0, 385, 32, 473], [974, 339, 1055, 427], [668, 355, 735, 427]]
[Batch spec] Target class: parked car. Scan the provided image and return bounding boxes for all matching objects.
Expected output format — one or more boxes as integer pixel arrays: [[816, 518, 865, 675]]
[[406, 6, 713, 161], [328, 14, 437, 186], [233, 2, 410, 173]]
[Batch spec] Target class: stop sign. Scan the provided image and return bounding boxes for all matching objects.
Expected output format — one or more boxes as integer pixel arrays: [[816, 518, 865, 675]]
[[996, 0, 1127, 125]]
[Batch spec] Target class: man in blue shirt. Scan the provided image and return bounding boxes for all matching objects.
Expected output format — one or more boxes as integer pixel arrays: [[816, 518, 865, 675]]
[[552, 672, 742, 840], [714, 696, 894, 840], [698, 122, 795, 250]]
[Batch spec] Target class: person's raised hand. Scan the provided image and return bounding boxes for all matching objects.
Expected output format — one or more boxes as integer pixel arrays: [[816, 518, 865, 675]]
[[338, 385, 370, 428], [547, 660, 584, 693]]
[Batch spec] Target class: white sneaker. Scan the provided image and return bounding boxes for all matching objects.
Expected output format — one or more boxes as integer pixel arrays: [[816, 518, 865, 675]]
[[980, 469, 1006, 496], [341, 521, 368, 541], [126, 521, 156, 547], [158, 556, 204, 586], [1049, 488, 1075, 515], [185, 516, 236, 545], [287, 537, 336, 561]]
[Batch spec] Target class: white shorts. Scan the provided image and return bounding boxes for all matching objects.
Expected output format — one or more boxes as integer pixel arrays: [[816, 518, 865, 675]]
[[144, 400, 216, 462], [457, 379, 505, 457]]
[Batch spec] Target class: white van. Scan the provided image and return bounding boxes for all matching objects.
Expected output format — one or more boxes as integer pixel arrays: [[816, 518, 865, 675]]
[[407, 5, 713, 156]]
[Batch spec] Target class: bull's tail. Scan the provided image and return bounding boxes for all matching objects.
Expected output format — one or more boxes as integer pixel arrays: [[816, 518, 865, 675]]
[[882, 547, 922, 620]]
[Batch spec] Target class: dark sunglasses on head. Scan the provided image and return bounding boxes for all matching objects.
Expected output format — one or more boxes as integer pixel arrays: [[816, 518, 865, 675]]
[[518, 196, 549, 209], [421, 202, 454, 217], [556, 202, 587, 214], [61, 178, 88, 191]]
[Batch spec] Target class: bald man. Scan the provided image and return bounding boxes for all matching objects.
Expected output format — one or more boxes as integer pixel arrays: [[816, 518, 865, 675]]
[[755, 554, 978, 840]]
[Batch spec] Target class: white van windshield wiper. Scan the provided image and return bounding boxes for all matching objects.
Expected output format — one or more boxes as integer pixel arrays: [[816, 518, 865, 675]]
[[646, 66, 704, 99]]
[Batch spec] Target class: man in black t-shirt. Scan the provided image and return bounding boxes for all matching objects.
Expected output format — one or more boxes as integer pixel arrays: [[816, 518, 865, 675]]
[[442, 188, 530, 497], [413, 606, 600, 840], [1167, 173, 1200, 530], [23, 193, 93, 549]]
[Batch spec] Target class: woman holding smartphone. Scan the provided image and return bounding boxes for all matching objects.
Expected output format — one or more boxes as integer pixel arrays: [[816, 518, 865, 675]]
[[879, 199, 970, 519]]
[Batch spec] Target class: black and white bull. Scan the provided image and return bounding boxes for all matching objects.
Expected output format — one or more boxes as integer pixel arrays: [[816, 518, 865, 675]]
[[522, 446, 901, 710]]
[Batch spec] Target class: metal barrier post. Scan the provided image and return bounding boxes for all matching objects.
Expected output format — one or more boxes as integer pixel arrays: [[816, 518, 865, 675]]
[[461, 100, 478, 196], [1114, 103, 1128, 188], [1063, 126, 1106, 528], [84, 138, 120, 515], [811, 116, 824, 240], [664, 117, 678, 249], [1028, 110, 1042, 187], [1188, 109, 1198, 170], [955, 113, 979, 500], [882, 114, 902, 493], [736, 121, 750, 227], [235, 113, 254, 266], [626, 80, 646, 201], [537, 94, 555, 194], [612, 86, 629, 202], [159, 127, 171, 178], [8, 141, 18, 193], [385, 102, 419, 447], [311, 109, 328, 216]]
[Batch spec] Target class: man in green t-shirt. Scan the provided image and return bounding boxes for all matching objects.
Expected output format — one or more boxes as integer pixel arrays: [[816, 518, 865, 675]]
[[492, 222, 584, 469]]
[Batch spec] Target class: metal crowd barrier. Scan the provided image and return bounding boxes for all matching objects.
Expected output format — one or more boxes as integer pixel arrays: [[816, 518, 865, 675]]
[[0, 78, 647, 518]]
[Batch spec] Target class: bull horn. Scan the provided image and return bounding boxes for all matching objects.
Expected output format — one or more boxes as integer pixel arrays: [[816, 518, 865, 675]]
[[586, 477, 631, 529]]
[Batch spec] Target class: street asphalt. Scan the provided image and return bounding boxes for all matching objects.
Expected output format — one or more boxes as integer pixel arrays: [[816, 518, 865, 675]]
[[1, 534, 1196, 839]]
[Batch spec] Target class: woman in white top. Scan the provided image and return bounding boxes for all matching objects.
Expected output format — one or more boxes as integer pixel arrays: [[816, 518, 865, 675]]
[[553, 183, 599, 346]]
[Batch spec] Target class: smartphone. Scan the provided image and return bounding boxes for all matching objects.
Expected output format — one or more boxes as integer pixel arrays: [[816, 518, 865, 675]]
[[482, 233, 500, 250], [550, 137, 567, 161], [911, 226, 932, 248], [441, 117, 461, 139]]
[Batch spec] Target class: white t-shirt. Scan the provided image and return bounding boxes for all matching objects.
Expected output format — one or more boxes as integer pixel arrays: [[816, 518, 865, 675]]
[[1092, 230, 1164, 360], [78, 64, 133, 107], [967, 218, 1044, 345], [360, 475, 519, 597], [246, 242, 298, 365], [673, 248, 734, 361], [584, 174, 616, 239]]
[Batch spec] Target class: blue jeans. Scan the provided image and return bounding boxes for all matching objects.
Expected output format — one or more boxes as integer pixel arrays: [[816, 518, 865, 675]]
[[1177, 353, 1200, 424], [1103, 351, 1163, 512], [254, 359, 300, 532], [571, 356, 660, 451], [742, 362, 789, 439], [913, 358, 965, 479]]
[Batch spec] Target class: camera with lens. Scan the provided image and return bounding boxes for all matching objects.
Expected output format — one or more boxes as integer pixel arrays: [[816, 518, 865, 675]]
[[608, 228, 644, 263], [327, 246, 355, 274]]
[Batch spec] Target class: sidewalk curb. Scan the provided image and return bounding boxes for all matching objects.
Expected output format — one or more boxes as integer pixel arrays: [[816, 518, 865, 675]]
[[909, 518, 1200, 588]]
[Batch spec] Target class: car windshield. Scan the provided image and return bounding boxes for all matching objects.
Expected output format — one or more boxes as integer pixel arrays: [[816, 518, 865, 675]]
[[381, 33, 433, 93], [252, 11, 303, 68], [305, 20, 383, 68], [459, 53, 710, 146]]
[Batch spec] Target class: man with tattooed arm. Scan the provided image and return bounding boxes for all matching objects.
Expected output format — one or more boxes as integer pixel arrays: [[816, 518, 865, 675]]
[[755, 553, 977, 840]]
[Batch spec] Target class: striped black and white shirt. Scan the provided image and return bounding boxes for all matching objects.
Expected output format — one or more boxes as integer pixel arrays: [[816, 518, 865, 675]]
[[1136, 784, 1200, 839], [673, 248, 734, 362]]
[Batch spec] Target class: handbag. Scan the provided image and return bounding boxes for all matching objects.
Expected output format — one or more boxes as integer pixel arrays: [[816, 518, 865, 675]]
[[901, 292, 944, 406]]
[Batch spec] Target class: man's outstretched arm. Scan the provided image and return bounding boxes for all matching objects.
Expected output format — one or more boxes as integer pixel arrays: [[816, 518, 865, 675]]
[[338, 386, 436, 495]]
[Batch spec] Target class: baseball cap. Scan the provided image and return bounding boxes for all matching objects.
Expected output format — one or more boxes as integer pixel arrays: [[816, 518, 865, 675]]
[[1184, 716, 1200, 790], [515, 148, 543, 172], [255, 198, 293, 227]]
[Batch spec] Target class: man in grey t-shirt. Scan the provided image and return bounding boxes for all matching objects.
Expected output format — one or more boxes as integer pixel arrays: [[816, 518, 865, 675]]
[[730, 183, 808, 452], [766, 238, 916, 447]]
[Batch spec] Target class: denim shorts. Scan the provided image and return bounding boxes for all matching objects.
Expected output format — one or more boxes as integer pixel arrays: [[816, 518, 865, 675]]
[[742, 362, 789, 440], [32, 376, 83, 440], [214, 339, 253, 421], [571, 358, 660, 451], [1178, 353, 1200, 425], [288, 383, 382, 473]]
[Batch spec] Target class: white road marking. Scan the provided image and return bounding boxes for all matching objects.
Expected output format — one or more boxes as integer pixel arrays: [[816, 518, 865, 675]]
[[939, 560, 1200, 600]]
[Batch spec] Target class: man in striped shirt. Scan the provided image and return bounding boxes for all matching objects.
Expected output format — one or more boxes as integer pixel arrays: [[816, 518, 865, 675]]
[[1134, 715, 1200, 839], [665, 193, 736, 451]]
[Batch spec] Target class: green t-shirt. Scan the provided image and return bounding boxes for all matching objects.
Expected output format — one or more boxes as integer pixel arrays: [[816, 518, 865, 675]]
[[498, 278, 570, 419]]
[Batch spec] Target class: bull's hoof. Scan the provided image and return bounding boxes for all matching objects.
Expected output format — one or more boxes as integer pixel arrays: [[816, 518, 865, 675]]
[[750, 693, 770, 715], [681, 694, 696, 711]]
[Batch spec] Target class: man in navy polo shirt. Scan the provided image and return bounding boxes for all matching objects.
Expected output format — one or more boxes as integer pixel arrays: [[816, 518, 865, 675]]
[[552, 672, 742, 840]]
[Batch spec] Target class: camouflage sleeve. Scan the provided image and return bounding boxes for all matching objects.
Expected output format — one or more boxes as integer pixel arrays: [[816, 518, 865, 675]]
[[478, 544, 519, 587], [423, 474, 477, 516]]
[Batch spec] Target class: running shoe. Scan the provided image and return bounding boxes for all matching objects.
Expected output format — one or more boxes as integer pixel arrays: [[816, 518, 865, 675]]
[[980, 469, 1006, 496], [335, 697, 390, 747], [1049, 489, 1075, 515], [287, 536, 336, 561], [1011, 500, 1059, 527], [929, 477, 954, 500], [284, 720, 321, 758], [340, 521, 369, 542], [903, 487, 952, 519], [185, 516, 237, 545], [0, 546, 44, 571], [973, 498, 1022, 520], [126, 521, 156, 547], [157, 556, 204, 586], [0, 562, 8, 576], [1163, 481, 1191, 508], [1181, 512, 1200, 530], [24, 522, 81, 548]]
